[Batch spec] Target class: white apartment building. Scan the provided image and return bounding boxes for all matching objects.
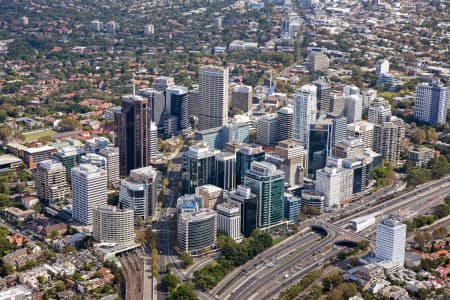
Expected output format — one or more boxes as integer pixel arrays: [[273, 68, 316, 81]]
[[343, 85, 360, 97], [216, 203, 241, 241], [315, 162, 353, 207], [344, 95, 363, 124], [376, 59, 390, 75], [373, 117, 405, 164], [71, 164, 107, 225], [37, 159, 69, 204], [119, 166, 159, 222], [368, 98, 392, 124], [93, 205, 134, 245], [293, 84, 317, 146], [198, 66, 229, 130], [375, 216, 407, 266], [347, 121, 375, 150]]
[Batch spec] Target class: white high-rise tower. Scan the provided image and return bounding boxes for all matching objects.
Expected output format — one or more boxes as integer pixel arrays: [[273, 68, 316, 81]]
[[375, 216, 407, 266], [293, 84, 317, 147], [198, 66, 229, 130], [71, 164, 107, 225]]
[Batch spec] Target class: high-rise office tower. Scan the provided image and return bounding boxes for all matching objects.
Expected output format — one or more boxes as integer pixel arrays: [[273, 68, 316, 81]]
[[328, 113, 347, 148], [188, 88, 200, 119], [37, 159, 69, 204], [215, 152, 236, 191], [333, 138, 364, 159], [244, 161, 285, 228], [216, 203, 241, 241], [231, 85, 253, 113], [313, 79, 331, 113], [273, 139, 305, 187], [308, 119, 333, 177], [141, 88, 166, 127], [414, 81, 449, 125], [166, 85, 190, 132], [347, 121, 375, 150], [153, 76, 175, 91], [344, 95, 363, 124], [361, 89, 377, 114], [256, 114, 279, 146], [308, 52, 329, 73], [293, 84, 317, 146], [315, 159, 353, 207], [329, 92, 345, 116], [375, 216, 407, 266], [284, 193, 301, 223], [183, 144, 219, 193], [343, 85, 360, 97], [115, 94, 152, 176], [198, 66, 229, 130], [277, 106, 294, 141], [373, 117, 405, 164], [236, 144, 265, 185], [98, 146, 120, 186], [149, 121, 158, 159], [71, 164, 107, 225], [368, 98, 392, 124], [119, 166, 159, 223], [228, 185, 258, 236], [93, 205, 134, 245]]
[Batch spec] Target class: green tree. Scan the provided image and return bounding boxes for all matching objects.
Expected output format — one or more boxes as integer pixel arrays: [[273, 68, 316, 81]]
[[406, 167, 431, 186], [432, 227, 448, 239], [58, 118, 81, 131], [0, 183, 9, 195], [107, 191, 119, 205], [169, 282, 197, 300], [445, 195, 450, 206], [358, 240, 369, 251], [0, 264, 14, 276], [180, 252, 193, 268], [0, 194, 11, 207], [323, 273, 344, 292], [426, 128, 437, 142], [434, 204, 450, 219], [162, 269, 180, 291], [0, 126, 12, 140]]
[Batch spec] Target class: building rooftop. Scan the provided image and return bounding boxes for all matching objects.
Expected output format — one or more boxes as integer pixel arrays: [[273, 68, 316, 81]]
[[196, 184, 223, 194], [0, 154, 22, 165], [95, 205, 133, 214], [38, 159, 64, 170], [380, 216, 405, 228], [24, 145, 56, 154]]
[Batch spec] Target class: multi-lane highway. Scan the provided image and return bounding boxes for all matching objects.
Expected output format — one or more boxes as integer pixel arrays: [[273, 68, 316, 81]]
[[215, 176, 450, 300]]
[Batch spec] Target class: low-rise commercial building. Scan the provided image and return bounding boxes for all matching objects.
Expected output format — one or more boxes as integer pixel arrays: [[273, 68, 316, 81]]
[[177, 208, 217, 256], [216, 203, 241, 241]]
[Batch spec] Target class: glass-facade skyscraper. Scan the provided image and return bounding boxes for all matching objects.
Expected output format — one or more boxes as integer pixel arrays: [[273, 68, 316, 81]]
[[236, 145, 265, 185], [244, 161, 285, 229], [182, 145, 219, 193]]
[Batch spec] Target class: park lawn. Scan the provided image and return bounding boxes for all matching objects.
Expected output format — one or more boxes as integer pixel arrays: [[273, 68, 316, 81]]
[[23, 129, 55, 142]]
